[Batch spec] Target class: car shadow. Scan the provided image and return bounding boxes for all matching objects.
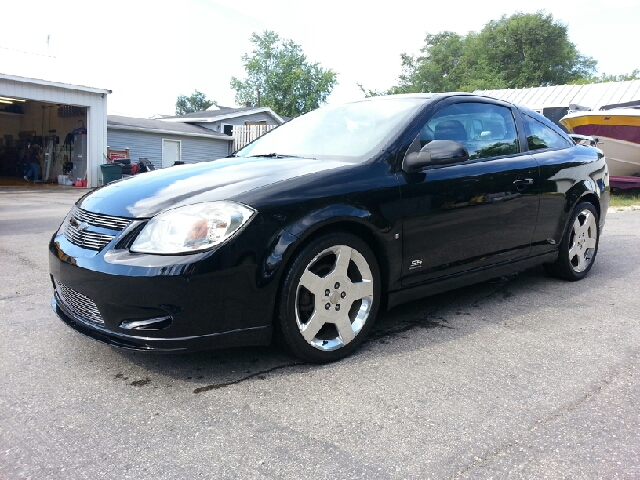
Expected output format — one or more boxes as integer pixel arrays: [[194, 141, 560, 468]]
[[99, 264, 570, 394], [94, 253, 611, 394]]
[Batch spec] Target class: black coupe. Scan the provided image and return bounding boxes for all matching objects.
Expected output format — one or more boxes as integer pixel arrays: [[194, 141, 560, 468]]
[[50, 93, 609, 362]]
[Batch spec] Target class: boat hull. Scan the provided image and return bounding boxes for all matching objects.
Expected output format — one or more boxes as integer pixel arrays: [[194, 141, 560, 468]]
[[561, 110, 640, 177], [597, 138, 640, 176]]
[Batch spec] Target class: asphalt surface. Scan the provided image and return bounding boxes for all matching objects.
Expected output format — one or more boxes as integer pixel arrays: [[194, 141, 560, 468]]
[[1, 187, 638, 479]]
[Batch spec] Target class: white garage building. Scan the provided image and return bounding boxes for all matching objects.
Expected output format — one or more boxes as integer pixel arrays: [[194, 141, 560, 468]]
[[0, 73, 109, 188]]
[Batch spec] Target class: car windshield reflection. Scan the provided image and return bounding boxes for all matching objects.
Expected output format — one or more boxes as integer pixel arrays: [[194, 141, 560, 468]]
[[236, 97, 426, 162]]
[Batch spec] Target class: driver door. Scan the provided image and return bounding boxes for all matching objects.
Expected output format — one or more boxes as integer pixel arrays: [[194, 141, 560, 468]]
[[399, 100, 540, 286]]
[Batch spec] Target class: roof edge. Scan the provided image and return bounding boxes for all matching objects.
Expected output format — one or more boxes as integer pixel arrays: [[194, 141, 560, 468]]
[[107, 124, 233, 141], [162, 106, 284, 124], [0, 73, 111, 95]]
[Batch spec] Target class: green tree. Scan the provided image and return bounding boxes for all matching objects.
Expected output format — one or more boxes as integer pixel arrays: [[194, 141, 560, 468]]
[[368, 11, 597, 95], [592, 69, 640, 83], [397, 32, 467, 93], [478, 12, 596, 88], [230, 31, 337, 118], [569, 69, 640, 85], [356, 83, 386, 98], [175, 90, 216, 115]]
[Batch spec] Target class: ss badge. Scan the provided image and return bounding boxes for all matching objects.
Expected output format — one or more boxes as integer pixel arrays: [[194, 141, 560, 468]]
[[409, 259, 423, 270]]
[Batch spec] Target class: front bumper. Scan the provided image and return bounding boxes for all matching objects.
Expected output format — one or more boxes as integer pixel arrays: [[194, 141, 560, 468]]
[[52, 295, 270, 352], [49, 213, 282, 352]]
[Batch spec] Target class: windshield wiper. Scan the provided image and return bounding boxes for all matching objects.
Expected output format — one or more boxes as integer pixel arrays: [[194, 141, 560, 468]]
[[247, 153, 318, 160], [247, 153, 296, 158]]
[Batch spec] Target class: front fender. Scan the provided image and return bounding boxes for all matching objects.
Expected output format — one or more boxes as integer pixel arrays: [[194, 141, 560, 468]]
[[283, 204, 387, 239], [257, 204, 402, 298]]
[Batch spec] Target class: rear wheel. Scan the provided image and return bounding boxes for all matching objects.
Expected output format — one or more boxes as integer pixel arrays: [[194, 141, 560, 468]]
[[277, 233, 380, 363], [544, 202, 599, 281]]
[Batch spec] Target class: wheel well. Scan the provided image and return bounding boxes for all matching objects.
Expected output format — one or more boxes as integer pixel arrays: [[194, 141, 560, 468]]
[[579, 193, 600, 218], [557, 193, 601, 247], [276, 221, 391, 311]]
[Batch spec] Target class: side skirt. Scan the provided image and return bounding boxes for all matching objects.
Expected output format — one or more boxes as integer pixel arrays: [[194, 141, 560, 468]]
[[387, 252, 558, 310]]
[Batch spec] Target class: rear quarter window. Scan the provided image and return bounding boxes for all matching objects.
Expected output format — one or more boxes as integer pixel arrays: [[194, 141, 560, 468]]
[[522, 114, 573, 151]]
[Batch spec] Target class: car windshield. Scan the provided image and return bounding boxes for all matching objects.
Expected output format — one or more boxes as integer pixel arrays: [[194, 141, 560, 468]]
[[235, 97, 426, 162]]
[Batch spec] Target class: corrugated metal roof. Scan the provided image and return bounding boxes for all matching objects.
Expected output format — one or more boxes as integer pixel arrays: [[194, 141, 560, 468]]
[[475, 80, 640, 110]]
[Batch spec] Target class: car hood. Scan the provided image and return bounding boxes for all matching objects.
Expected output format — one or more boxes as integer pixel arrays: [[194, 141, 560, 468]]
[[79, 156, 350, 218]]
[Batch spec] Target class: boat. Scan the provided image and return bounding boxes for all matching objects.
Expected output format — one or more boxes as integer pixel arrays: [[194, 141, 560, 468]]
[[560, 107, 640, 177]]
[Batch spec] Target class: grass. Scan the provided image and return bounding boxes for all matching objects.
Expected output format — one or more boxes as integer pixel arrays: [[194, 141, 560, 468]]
[[609, 190, 640, 207]]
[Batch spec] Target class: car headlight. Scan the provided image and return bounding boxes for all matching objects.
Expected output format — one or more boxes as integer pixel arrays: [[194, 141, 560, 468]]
[[130, 201, 255, 254]]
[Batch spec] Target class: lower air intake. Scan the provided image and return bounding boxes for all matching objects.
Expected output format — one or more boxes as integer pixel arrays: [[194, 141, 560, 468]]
[[54, 280, 104, 325]]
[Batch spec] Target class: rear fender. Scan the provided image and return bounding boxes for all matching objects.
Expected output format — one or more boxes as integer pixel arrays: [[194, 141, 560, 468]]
[[555, 180, 603, 242]]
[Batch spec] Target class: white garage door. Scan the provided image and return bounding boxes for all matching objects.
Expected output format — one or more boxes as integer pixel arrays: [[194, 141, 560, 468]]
[[162, 139, 181, 168]]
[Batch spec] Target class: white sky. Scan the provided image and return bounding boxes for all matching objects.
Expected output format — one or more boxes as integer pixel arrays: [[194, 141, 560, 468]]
[[1, 0, 638, 117]]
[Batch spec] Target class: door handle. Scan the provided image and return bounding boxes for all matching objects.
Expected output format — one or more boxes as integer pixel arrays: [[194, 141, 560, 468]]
[[513, 178, 534, 186]]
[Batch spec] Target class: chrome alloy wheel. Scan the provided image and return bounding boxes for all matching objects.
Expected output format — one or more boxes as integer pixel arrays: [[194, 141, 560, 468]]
[[295, 245, 374, 351], [568, 209, 598, 273]]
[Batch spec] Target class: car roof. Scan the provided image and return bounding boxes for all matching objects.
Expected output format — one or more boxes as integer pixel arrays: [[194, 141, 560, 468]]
[[345, 93, 570, 139], [349, 92, 519, 107], [350, 92, 468, 101]]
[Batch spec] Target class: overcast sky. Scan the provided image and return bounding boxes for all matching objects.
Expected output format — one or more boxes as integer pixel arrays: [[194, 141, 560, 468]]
[[1, 0, 638, 117]]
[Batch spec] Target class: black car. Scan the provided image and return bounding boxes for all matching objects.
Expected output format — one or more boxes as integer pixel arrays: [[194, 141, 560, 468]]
[[50, 93, 609, 362]]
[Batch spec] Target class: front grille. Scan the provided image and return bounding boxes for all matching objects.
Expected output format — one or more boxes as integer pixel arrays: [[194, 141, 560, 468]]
[[63, 206, 132, 251], [55, 280, 104, 324], [71, 207, 131, 230], [64, 222, 115, 250]]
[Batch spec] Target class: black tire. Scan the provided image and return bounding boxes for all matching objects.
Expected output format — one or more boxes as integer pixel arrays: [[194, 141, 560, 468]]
[[544, 202, 599, 281], [277, 232, 381, 363]]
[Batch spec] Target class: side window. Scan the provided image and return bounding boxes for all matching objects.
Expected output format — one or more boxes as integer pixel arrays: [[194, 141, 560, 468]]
[[522, 114, 573, 151], [419, 102, 520, 160]]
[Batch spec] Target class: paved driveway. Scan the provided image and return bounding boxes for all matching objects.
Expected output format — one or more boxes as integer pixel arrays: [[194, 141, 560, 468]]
[[1, 187, 638, 479]]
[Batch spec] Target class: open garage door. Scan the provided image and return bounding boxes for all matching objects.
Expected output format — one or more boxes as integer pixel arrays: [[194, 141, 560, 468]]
[[0, 98, 88, 186], [0, 74, 109, 189]]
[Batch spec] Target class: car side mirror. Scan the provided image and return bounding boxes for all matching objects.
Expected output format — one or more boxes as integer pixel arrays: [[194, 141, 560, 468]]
[[402, 140, 470, 173]]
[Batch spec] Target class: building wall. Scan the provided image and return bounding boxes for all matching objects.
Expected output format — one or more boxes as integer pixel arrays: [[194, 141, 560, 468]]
[[0, 76, 107, 187], [0, 113, 22, 140], [107, 129, 231, 170], [18, 101, 86, 137]]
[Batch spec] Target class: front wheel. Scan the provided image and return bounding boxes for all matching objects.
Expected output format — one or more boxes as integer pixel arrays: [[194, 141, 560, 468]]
[[544, 202, 599, 281], [277, 233, 380, 363]]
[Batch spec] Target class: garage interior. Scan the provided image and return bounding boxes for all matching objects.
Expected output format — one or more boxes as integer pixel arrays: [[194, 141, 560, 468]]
[[0, 96, 88, 187]]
